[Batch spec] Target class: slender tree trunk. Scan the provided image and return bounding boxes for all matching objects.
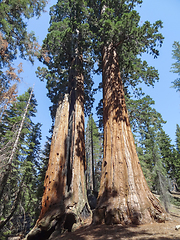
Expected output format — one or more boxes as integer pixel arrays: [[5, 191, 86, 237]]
[[90, 115, 95, 192], [86, 120, 93, 191], [92, 43, 166, 225], [0, 178, 24, 230], [25, 56, 91, 240], [0, 87, 33, 201]]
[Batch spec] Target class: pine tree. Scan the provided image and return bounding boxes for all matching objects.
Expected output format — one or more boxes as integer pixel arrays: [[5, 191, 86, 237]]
[[158, 129, 176, 185], [173, 124, 180, 187], [127, 96, 177, 211], [0, 0, 47, 123], [171, 41, 180, 91], [85, 115, 103, 193], [21, 123, 42, 224], [0, 89, 42, 237], [138, 123, 170, 212], [127, 94, 172, 211], [126, 95, 166, 188], [0, 0, 47, 65]]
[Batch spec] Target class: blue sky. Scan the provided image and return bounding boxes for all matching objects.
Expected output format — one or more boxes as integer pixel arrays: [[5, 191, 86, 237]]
[[136, 0, 180, 144], [17, 0, 180, 146]]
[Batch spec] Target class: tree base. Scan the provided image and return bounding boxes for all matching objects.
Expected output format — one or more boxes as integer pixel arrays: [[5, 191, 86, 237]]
[[25, 203, 91, 240], [92, 206, 167, 226]]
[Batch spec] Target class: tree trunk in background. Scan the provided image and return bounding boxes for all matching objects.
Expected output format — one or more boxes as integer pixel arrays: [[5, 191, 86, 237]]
[[85, 118, 94, 192], [0, 87, 33, 202], [90, 115, 96, 192], [26, 56, 91, 240], [92, 43, 167, 225]]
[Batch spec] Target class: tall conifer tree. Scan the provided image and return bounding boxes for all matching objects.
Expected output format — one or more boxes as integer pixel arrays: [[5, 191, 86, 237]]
[[174, 124, 180, 186], [0, 0, 47, 120], [85, 115, 103, 193], [87, 0, 166, 225], [26, 1, 93, 238], [0, 89, 42, 236], [171, 41, 180, 91]]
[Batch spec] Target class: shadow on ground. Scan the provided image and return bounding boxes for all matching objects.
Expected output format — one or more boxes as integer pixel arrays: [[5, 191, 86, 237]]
[[52, 212, 180, 240]]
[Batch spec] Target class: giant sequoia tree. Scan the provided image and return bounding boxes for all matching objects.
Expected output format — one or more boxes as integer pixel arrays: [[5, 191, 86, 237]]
[[26, 1, 93, 239], [87, 0, 167, 224], [26, 0, 168, 237]]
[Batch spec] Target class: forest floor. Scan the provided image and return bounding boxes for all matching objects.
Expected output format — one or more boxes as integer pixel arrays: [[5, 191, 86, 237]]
[[55, 199, 180, 240]]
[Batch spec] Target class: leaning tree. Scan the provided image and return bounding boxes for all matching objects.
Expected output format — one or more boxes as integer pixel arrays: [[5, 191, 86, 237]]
[[26, 1, 94, 239], [87, 0, 167, 225]]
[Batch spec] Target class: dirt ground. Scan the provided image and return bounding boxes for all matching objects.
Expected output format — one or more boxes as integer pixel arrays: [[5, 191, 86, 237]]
[[54, 205, 180, 240]]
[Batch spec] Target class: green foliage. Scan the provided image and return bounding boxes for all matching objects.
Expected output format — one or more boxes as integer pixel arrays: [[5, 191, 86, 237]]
[[171, 41, 180, 91], [91, 0, 164, 137], [129, 96, 171, 211], [0, 89, 42, 236], [126, 96, 180, 200], [158, 129, 176, 180], [0, 0, 47, 128], [87, 0, 163, 96], [126, 95, 165, 134], [176, 124, 180, 154], [129, 97, 165, 187], [125, 95, 170, 202], [0, 0, 47, 65], [0, 89, 37, 154], [85, 115, 103, 192], [96, 98, 103, 130], [20, 123, 42, 223], [34, 140, 50, 221], [173, 124, 180, 186], [36, 0, 94, 120]]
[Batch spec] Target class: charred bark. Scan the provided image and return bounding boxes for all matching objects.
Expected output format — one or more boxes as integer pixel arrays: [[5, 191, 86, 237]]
[[25, 57, 91, 240], [92, 43, 167, 225]]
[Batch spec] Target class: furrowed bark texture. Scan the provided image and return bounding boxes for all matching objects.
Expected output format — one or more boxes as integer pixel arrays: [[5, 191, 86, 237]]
[[26, 57, 91, 240], [92, 44, 166, 225]]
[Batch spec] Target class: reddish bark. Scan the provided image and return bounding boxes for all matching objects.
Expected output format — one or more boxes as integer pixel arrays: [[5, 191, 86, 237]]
[[92, 44, 167, 225], [26, 57, 91, 240]]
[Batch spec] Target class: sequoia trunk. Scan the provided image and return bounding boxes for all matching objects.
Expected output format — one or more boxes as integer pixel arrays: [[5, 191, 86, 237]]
[[26, 56, 91, 240], [92, 44, 166, 225]]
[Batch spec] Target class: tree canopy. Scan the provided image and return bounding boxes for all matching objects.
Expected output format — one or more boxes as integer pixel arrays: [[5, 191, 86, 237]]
[[0, 0, 48, 125], [87, 0, 163, 97], [1, 0, 180, 238], [36, 0, 94, 119], [0, 89, 42, 237], [171, 41, 180, 91]]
